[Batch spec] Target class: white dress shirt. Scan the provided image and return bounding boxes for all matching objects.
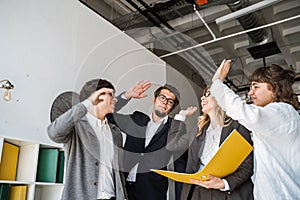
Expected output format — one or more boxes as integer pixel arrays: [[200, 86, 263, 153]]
[[127, 115, 168, 182], [174, 114, 229, 191], [84, 100, 115, 199], [200, 124, 222, 169]]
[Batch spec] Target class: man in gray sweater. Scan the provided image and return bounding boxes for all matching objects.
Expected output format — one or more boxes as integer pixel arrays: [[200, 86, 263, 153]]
[[48, 79, 137, 200]]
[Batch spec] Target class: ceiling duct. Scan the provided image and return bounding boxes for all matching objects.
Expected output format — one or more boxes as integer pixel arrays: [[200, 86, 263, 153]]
[[112, 0, 240, 30], [227, 0, 267, 44], [112, 0, 194, 30], [226, 0, 281, 59], [247, 41, 281, 59], [116, 0, 271, 45], [110, 0, 281, 79]]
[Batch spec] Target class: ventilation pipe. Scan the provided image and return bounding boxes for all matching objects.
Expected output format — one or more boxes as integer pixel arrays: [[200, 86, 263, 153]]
[[227, 0, 267, 44]]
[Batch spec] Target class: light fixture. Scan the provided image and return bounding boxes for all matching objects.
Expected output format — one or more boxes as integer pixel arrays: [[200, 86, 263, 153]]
[[215, 0, 283, 25], [0, 80, 14, 101]]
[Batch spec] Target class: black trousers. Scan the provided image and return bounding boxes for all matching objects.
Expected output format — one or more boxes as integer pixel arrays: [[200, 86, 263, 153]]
[[98, 197, 116, 200]]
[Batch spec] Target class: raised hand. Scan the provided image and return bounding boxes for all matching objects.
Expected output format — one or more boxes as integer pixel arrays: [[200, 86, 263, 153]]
[[124, 80, 151, 99], [212, 59, 231, 82], [88, 90, 107, 105], [179, 106, 198, 117]]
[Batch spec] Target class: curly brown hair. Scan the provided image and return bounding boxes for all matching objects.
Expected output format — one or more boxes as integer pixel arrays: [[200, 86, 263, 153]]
[[250, 64, 299, 109]]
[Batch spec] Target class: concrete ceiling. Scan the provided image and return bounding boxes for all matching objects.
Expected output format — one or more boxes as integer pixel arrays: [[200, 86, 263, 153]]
[[80, 0, 300, 97]]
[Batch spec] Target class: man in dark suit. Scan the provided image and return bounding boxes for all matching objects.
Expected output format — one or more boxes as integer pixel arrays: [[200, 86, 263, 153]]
[[108, 81, 187, 200]]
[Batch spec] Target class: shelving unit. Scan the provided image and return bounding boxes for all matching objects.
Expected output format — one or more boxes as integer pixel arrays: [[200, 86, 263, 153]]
[[0, 136, 64, 200]]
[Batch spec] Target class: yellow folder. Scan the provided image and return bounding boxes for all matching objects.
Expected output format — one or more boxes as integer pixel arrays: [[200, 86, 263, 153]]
[[0, 142, 19, 180], [151, 129, 253, 184], [9, 185, 27, 200]]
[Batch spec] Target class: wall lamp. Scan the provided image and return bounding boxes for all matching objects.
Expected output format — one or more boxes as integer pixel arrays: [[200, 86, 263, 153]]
[[0, 79, 14, 101]]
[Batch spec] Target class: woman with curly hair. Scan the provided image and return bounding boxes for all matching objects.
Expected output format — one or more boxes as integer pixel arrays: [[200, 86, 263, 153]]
[[211, 60, 300, 199]]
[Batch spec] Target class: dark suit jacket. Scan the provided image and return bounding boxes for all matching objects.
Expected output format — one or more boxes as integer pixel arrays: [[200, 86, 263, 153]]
[[167, 120, 254, 200], [107, 96, 187, 200]]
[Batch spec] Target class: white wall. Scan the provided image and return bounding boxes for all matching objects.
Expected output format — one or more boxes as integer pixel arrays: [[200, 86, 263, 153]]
[[0, 0, 198, 145]]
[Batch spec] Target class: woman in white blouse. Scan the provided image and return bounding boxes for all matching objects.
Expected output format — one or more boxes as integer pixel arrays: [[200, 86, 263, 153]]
[[210, 60, 300, 199]]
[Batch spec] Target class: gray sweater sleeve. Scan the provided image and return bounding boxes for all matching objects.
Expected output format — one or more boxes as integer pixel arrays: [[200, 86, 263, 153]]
[[47, 102, 88, 143]]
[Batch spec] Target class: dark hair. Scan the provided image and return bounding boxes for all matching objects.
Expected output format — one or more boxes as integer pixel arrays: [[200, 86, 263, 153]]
[[250, 64, 299, 109], [79, 79, 115, 102], [154, 84, 180, 110]]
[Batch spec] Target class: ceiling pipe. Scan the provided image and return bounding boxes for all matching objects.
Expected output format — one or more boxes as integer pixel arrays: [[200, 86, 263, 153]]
[[194, 5, 216, 39], [124, 0, 163, 28], [160, 14, 300, 58], [122, 0, 271, 85], [113, 0, 193, 30], [226, 0, 267, 44], [135, 0, 175, 30], [216, 0, 283, 24], [123, 0, 215, 77]]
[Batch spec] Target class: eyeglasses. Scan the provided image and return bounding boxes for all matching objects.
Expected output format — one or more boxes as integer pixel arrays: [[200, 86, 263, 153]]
[[202, 90, 211, 98], [157, 94, 175, 106]]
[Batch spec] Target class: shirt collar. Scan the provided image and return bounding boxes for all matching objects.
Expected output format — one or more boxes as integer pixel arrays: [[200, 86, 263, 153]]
[[149, 114, 168, 125], [86, 112, 108, 127], [207, 123, 221, 132]]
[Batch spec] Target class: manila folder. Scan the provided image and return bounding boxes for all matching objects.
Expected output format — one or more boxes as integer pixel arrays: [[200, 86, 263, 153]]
[[151, 129, 253, 184]]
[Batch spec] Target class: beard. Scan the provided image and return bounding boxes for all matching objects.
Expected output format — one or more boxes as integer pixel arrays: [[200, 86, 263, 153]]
[[154, 109, 167, 118]]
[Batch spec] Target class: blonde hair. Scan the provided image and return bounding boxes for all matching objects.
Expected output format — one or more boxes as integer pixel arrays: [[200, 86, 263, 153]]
[[196, 87, 232, 137]]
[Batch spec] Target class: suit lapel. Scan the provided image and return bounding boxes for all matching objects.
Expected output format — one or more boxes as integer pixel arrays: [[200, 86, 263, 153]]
[[197, 125, 207, 168], [144, 118, 170, 150], [219, 124, 231, 145]]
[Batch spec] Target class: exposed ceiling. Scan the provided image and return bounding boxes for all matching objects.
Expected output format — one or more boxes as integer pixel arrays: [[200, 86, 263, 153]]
[[80, 0, 300, 97]]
